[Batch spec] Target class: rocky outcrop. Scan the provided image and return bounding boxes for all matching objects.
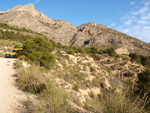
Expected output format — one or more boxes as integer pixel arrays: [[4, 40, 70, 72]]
[[73, 23, 150, 56], [0, 4, 150, 55], [0, 4, 77, 45]]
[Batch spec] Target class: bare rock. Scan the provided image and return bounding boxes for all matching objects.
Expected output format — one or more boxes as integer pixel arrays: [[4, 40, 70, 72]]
[[1, 4, 150, 55]]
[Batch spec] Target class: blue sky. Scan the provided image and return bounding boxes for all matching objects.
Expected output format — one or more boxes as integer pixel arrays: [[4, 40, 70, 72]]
[[0, 0, 150, 42]]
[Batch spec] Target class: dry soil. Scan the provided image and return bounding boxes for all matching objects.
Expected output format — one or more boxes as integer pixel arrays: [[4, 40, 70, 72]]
[[0, 58, 28, 113]]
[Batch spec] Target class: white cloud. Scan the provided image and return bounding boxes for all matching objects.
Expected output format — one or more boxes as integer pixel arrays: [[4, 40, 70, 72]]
[[35, 0, 41, 4], [138, 20, 150, 24], [130, 1, 135, 5], [109, 23, 116, 27], [141, 13, 150, 20], [32, 0, 41, 6], [145, 1, 150, 6], [115, 0, 150, 42], [122, 29, 130, 33], [132, 6, 149, 15], [124, 20, 133, 25]]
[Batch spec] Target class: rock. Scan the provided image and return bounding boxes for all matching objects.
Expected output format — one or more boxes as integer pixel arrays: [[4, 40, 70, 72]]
[[1, 4, 150, 55], [115, 47, 130, 55]]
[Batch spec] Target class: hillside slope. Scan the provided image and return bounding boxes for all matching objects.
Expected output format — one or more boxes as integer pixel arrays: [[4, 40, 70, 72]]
[[0, 4, 150, 55]]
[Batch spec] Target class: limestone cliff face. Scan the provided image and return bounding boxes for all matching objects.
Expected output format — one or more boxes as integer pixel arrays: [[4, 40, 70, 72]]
[[73, 22, 150, 56], [0, 4, 150, 55]]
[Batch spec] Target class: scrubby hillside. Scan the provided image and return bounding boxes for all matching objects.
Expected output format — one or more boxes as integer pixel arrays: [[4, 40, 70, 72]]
[[0, 4, 149, 112], [9, 37, 148, 113], [0, 26, 149, 112]]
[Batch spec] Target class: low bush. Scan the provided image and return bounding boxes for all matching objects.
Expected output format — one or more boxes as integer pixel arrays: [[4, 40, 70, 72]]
[[87, 46, 99, 54], [23, 37, 56, 69], [73, 46, 86, 54], [129, 53, 141, 63], [18, 55, 27, 61], [129, 53, 150, 67], [103, 47, 116, 56], [138, 69, 150, 93], [137, 69, 150, 109], [13, 44, 22, 48], [16, 64, 46, 93], [68, 49, 75, 55]]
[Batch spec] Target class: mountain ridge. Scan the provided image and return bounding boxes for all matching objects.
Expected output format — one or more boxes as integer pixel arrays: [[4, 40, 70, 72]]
[[0, 4, 150, 56]]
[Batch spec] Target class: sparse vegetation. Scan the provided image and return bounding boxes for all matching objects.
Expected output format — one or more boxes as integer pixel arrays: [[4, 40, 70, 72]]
[[16, 65, 69, 113], [0, 29, 33, 42], [0, 39, 22, 47], [84, 88, 149, 113], [0, 52, 3, 57], [0, 23, 41, 35], [13, 59, 23, 69], [16, 64, 46, 93], [0, 5, 149, 113], [2, 31, 147, 112]]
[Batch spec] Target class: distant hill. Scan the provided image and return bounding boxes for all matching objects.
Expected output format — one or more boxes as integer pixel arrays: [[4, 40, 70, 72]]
[[0, 4, 150, 56]]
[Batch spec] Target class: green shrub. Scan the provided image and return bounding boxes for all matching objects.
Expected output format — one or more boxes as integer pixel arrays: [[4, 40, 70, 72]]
[[137, 69, 150, 103], [49, 39, 57, 47], [129, 53, 150, 67], [129, 53, 141, 63], [23, 37, 56, 69], [0, 23, 41, 35], [141, 56, 150, 67], [103, 47, 116, 56], [88, 46, 99, 54], [68, 49, 75, 55], [40, 52, 56, 69], [0, 29, 33, 42], [73, 46, 86, 54], [18, 55, 27, 60], [13, 44, 22, 48]]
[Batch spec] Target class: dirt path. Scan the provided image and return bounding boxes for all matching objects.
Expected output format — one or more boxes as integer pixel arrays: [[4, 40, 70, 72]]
[[0, 58, 28, 113]]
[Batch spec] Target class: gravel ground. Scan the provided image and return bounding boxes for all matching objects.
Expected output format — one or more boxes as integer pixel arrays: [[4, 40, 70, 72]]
[[0, 58, 28, 113]]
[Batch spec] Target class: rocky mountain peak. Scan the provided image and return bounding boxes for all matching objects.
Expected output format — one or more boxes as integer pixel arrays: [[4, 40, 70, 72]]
[[0, 4, 150, 56], [12, 4, 34, 12], [11, 4, 41, 17]]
